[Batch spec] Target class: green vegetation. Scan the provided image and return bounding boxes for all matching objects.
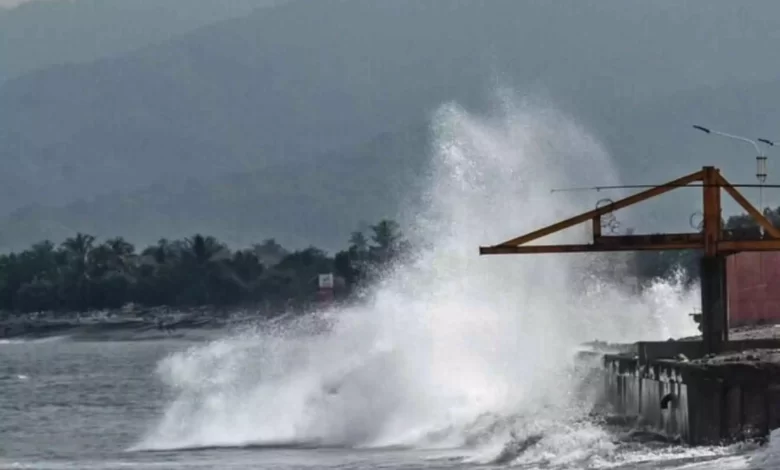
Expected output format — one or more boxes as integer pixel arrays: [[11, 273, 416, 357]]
[[2, 206, 775, 315], [0, 219, 409, 315]]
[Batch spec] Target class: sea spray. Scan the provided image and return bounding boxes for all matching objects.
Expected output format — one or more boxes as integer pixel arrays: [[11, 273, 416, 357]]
[[134, 92, 700, 465]]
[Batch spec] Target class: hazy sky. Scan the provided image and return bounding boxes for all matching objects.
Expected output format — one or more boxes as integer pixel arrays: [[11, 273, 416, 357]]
[[2, 0, 780, 248], [1, 0, 35, 7], [1, 0, 109, 6]]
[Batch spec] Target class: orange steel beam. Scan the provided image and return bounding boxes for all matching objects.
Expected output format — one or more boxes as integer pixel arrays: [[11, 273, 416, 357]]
[[493, 169, 705, 248], [701, 167, 721, 256], [481, 233, 703, 254], [481, 239, 780, 255], [479, 166, 780, 256], [718, 173, 780, 239]]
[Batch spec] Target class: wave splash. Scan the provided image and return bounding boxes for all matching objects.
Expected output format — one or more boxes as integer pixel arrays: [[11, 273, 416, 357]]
[[133, 93, 700, 465]]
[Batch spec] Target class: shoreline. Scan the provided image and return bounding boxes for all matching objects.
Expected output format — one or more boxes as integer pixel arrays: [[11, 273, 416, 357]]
[[0, 305, 280, 342]]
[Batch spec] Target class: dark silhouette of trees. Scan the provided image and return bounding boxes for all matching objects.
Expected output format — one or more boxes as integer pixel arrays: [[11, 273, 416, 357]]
[[2, 207, 774, 314], [0, 219, 410, 315]]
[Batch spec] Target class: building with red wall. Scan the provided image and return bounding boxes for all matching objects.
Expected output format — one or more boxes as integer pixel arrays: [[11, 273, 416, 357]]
[[727, 252, 780, 326]]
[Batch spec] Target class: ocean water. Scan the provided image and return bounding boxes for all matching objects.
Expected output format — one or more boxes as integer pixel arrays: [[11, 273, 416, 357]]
[[0, 337, 774, 470], [2, 94, 778, 469]]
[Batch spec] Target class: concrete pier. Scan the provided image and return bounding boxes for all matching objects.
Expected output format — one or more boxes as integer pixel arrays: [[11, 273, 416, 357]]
[[601, 340, 780, 445]]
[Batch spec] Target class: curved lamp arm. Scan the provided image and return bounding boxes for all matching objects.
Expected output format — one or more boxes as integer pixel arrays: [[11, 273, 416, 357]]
[[693, 125, 762, 156]]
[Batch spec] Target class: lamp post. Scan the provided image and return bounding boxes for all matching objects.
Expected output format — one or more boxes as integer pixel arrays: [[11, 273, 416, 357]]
[[693, 125, 768, 229], [758, 137, 775, 182], [758, 137, 777, 219]]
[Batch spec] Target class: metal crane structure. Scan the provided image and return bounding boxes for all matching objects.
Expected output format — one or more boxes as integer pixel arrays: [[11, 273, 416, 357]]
[[479, 166, 780, 354]]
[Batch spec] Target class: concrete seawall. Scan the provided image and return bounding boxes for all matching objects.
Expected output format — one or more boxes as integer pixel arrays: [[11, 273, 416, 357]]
[[602, 344, 780, 445]]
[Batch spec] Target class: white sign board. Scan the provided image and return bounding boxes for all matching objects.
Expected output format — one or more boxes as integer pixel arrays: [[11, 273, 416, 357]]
[[318, 273, 334, 289]]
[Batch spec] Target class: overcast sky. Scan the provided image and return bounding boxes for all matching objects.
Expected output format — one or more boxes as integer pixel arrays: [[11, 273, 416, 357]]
[[2, 0, 780, 247], [1, 0, 35, 7]]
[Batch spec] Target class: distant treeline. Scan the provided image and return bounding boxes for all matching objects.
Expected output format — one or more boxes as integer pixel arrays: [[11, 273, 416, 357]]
[[0, 219, 410, 315], [1, 208, 775, 315]]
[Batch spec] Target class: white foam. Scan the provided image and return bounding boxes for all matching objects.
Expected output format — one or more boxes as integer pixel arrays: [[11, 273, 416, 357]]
[[0, 335, 69, 345], [742, 428, 780, 469], [133, 92, 701, 466]]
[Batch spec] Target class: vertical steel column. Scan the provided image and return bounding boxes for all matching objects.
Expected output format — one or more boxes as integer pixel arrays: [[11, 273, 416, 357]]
[[700, 167, 728, 353], [700, 255, 728, 353]]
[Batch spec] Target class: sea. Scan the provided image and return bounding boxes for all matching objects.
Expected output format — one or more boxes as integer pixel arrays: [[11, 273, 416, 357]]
[[0, 334, 777, 470], [2, 93, 779, 469]]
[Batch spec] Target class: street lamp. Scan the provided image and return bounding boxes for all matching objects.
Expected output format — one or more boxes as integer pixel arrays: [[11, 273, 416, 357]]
[[758, 137, 775, 186], [693, 125, 768, 226], [758, 137, 778, 217], [693, 125, 763, 156]]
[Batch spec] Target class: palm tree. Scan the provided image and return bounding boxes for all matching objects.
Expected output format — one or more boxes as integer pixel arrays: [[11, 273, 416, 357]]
[[369, 219, 410, 267], [370, 220, 402, 252], [61, 233, 95, 269], [142, 238, 174, 265], [105, 237, 135, 269], [175, 234, 233, 305], [349, 231, 369, 253], [60, 233, 96, 282], [21, 241, 59, 281], [59, 233, 96, 310], [183, 234, 229, 266], [87, 236, 136, 287], [87, 244, 113, 278]]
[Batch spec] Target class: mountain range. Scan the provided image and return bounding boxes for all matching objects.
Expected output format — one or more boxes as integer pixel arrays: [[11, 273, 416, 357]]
[[2, 0, 780, 252], [0, 0, 280, 83]]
